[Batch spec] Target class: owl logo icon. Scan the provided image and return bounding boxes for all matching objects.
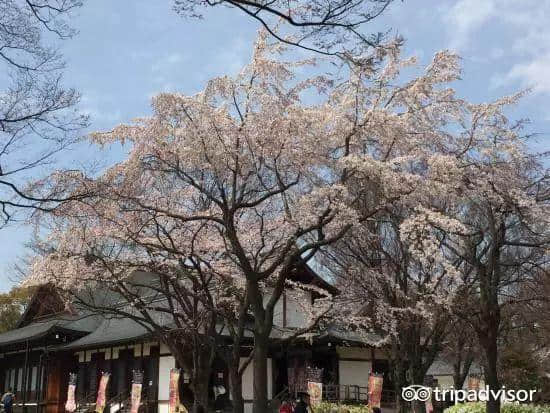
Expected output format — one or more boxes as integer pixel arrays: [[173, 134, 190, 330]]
[[401, 385, 431, 402]]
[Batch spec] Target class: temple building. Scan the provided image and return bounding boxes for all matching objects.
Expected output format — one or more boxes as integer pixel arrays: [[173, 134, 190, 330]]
[[0, 265, 477, 413]]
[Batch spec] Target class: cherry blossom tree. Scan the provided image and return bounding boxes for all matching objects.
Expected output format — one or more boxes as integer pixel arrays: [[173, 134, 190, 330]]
[[396, 99, 550, 413], [28, 32, 364, 413], [317, 42, 549, 413], [26, 28, 548, 413], [325, 208, 457, 413], [441, 302, 479, 390]]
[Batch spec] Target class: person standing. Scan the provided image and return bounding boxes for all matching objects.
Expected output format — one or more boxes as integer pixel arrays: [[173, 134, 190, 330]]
[[1, 388, 15, 413], [294, 393, 310, 413], [278, 398, 293, 413]]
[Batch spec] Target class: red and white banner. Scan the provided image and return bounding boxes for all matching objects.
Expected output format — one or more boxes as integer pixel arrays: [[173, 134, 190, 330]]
[[95, 373, 111, 413], [468, 376, 480, 391], [368, 374, 384, 408], [425, 398, 434, 413], [307, 382, 322, 406], [130, 383, 142, 413], [65, 384, 76, 412], [169, 369, 180, 413]]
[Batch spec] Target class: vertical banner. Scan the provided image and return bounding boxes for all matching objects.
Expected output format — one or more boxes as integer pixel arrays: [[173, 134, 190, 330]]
[[307, 382, 323, 406], [130, 370, 143, 413], [168, 368, 181, 413], [468, 376, 480, 391], [65, 373, 77, 413], [95, 372, 111, 413], [425, 398, 434, 413], [368, 374, 384, 408], [468, 376, 480, 401]]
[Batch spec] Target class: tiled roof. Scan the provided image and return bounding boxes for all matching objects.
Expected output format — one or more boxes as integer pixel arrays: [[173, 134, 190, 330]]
[[62, 316, 150, 349], [0, 315, 100, 347]]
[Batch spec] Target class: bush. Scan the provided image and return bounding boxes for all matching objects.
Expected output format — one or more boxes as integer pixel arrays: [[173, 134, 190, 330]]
[[313, 402, 373, 413], [444, 402, 550, 413]]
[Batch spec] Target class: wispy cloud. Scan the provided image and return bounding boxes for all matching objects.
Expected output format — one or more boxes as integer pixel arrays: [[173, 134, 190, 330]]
[[441, 0, 550, 94], [442, 0, 496, 51]]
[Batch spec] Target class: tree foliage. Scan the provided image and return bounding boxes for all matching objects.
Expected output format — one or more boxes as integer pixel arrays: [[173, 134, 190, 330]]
[[0, 0, 88, 223], [26, 31, 549, 413], [0, 286, 33, 333]]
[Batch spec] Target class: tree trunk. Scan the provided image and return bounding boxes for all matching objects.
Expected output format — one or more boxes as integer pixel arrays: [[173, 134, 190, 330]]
[[410, 366, 427, 413], [229, 367, 244, 413], [453, 355, 474, 390], [392, 358, 409, 413], [192, 364, 211, 413], [478, 261, 501, 413], [187, 345, 213, 413], [483, 338, 500, 413], [252, 334, 269, 413]]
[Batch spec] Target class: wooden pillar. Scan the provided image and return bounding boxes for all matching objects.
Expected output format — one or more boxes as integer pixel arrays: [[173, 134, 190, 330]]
[[45, 353, 71, 413], [36, 352, 44, 413], [76, 361, 86, 401], [22, 341, 30, 413], [88, 353, 99, 398], [144, 346, 159, 413], [115, 350, 128, 396], [0, 357, 5, 394]]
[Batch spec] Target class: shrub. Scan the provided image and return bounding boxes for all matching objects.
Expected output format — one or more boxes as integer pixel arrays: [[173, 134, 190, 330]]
[[313, 402, 373, 413], [444, 402, 550, 413]]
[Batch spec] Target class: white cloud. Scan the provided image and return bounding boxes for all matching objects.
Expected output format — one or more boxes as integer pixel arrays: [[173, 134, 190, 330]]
[[507, 52, 550, 93], [443, 0, 495, 51], [441, 0, 550, 94]]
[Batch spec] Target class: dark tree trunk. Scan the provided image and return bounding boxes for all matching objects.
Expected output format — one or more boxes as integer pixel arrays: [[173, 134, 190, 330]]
[[218, 339, 246, 413], [392, 358, 409, 413], [452, 354, 474, 390], [229, 367, 244, 413], [172, 342, 213, 413], [410, 364, 428, 413], [192, 357, 211, 413], [252, 333, 269, 413], [477, 257, 501, 413], [482, 337, 500, 413]]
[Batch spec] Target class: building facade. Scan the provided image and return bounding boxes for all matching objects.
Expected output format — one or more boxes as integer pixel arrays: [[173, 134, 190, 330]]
[[0, 267, 479, 413]]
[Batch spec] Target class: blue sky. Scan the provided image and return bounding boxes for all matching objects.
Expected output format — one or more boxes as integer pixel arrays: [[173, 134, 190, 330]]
[[1, 0, 549, 290]]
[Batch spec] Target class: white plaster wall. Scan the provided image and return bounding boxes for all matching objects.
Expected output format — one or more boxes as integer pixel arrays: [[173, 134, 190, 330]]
[[158, 355, 175, 413], [433, 375, 454, 389], [241, 357, 254, 401], [285, 295, 308, 328], [267, 289, 311, 329], [433, 375, 486, 390], [158, 400, 169, 413], [154, 354, 273, 413], [273, 295, 284, 327], [240, 357, 273, 400], [339, 360, 372, 400]]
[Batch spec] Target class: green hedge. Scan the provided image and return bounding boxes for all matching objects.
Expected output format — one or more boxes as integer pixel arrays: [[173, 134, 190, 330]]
[[313, 402, 373, 413], [444, 402, 550, 413]]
